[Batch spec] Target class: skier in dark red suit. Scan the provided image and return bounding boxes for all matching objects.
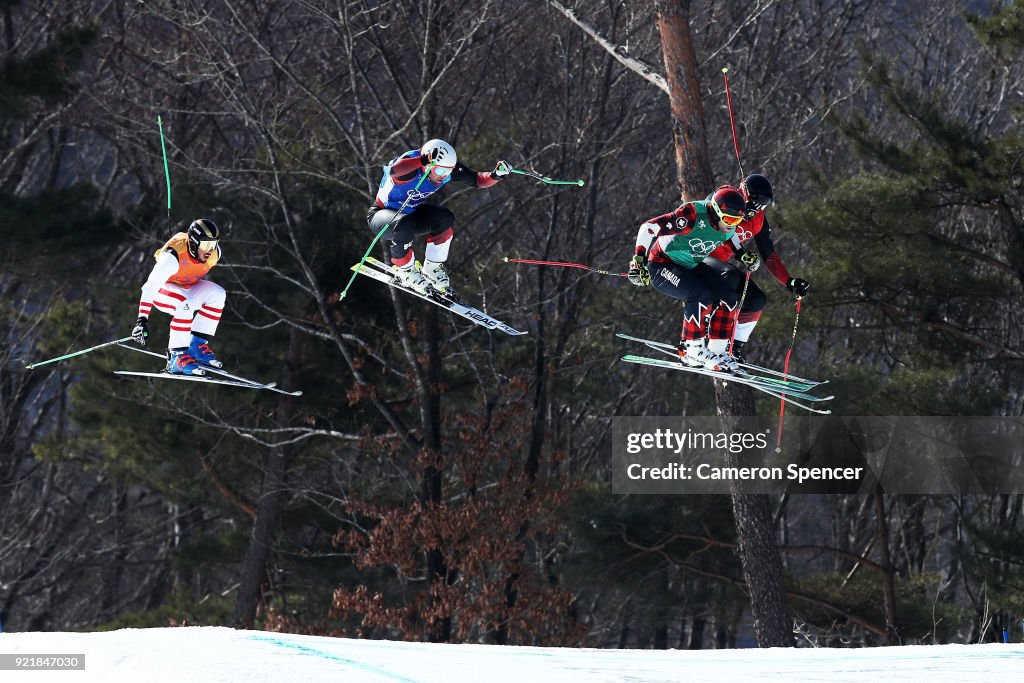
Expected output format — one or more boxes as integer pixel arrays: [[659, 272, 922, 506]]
[[703, 173, 810, 362]]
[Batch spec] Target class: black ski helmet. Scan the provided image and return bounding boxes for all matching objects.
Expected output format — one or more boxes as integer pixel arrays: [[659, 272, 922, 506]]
[[708, 186, 746, 228], [741, 173, 774, 219], [187, 218, 219, 258]]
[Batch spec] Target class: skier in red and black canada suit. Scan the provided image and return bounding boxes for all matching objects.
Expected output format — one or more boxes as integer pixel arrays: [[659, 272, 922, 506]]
[[367, 139, 510, 296], [703, 173, 810, 362], [626, 187, 749, 373]]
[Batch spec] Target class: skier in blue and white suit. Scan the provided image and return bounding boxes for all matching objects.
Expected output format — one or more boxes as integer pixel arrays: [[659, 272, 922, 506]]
[[367, 139, 510, 295]]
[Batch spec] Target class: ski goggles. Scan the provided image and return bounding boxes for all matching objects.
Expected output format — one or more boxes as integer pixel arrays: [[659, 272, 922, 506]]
[[719, 212, 744, 227], [429, 163, 455, 178], [197, 239, 218, 251]]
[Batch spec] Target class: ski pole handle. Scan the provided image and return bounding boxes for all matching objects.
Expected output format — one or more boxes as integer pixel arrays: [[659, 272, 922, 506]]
[[504, 257, 626, 277], [509, 168, 584, 186], [25, 336, 135, 369]]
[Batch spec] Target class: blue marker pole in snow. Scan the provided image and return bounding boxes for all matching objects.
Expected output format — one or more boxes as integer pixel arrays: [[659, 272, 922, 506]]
[[1003, 626, 1009, 643]]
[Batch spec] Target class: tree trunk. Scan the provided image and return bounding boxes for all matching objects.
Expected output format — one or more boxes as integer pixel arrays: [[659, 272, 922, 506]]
[[657, 0, 793, 648], [655, 0, 714, 199], [874, 493, 900, 644], [421, 306, 452, 643], [232, 327, 302, 628], [716, 382, 793, 647]]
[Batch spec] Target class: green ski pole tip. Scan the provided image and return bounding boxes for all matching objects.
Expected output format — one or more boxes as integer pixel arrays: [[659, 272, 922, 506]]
[[577, 180, 585, 186]]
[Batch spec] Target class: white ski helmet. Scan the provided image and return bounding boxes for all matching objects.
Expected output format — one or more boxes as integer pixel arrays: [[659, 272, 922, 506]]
[[420, 139, 457, 170]]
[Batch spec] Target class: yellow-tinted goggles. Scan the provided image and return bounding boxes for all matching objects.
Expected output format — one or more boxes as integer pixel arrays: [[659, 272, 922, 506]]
[[197, 239, 218, 251]]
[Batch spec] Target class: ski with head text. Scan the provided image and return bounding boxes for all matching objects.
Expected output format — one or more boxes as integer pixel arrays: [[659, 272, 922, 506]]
[[351, 257, 527, 336]]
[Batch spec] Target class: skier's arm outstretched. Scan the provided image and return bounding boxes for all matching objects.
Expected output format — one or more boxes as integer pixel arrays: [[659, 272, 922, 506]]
[[131, 250, 178, 346], [448, 161, 511, 188], [752, 218, 809, 296]]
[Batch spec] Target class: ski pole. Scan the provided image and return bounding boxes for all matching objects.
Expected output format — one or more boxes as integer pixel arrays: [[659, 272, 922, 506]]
[[338, 159, 439, 301], [775, 297, 803, 452], [503, 257, 626, 277], [728, 271, 751, 356], [509, 167, 584, 186], [158, 115, 172, 218], [25, 336, 135, 370], [722, 67, 745, 179]]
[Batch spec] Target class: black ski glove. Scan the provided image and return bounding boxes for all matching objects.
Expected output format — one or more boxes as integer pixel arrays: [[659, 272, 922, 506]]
[[627, 254, 651, 287], [736, 249, 761, 273], [420, 148, 440, 167], [131, 316, 149, 346], [787, 277, 810, 297]]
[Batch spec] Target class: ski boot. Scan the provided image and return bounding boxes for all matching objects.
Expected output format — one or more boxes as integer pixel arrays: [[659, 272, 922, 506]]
[[678, 339, 731, 372], [731, 340, 747, 364], [712, 350, 743, 374], [707, 338, 744, 374], [421, 260, 450, 294], [167, 348, 205, 376], [394, 262, 432, 295], [188, 335, 223, 369]]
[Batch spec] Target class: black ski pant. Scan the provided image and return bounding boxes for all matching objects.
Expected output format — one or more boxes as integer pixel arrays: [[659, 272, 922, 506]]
[[367, 204, 454, 266], [648, 261, 738, 340], [720, 269, 767, 314]]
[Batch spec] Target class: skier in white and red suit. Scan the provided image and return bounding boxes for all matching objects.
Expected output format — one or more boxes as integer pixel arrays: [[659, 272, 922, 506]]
[[626, 186, 749, 373], [703, 173, 810, 362], [129, 218, 226, 376], [367, 139, 510, 296]]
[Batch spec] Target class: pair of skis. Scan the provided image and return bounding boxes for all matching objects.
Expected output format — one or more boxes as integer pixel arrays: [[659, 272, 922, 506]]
[[115, 344, 302, 396], [113, 253, 523, 392], [617, 333, 832, 414], [350, 257, 526, 336]]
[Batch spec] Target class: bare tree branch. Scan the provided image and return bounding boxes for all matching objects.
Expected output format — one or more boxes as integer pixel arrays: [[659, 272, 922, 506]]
[[547, 0, 668, 94]]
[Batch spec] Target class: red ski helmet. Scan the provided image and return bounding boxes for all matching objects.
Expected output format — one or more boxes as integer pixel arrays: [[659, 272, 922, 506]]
[[708, 187, 746, 228]]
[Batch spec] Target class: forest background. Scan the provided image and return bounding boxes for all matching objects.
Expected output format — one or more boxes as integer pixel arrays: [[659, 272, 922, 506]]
[[2, 0, 1023, 649]]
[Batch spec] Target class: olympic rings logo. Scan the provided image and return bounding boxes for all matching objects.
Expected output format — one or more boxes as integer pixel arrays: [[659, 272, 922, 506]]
[[689, 238, 717, 254]]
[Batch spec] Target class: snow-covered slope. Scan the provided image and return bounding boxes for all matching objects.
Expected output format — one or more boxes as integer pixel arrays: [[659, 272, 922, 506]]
[[1, 626, 1022, 682]]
